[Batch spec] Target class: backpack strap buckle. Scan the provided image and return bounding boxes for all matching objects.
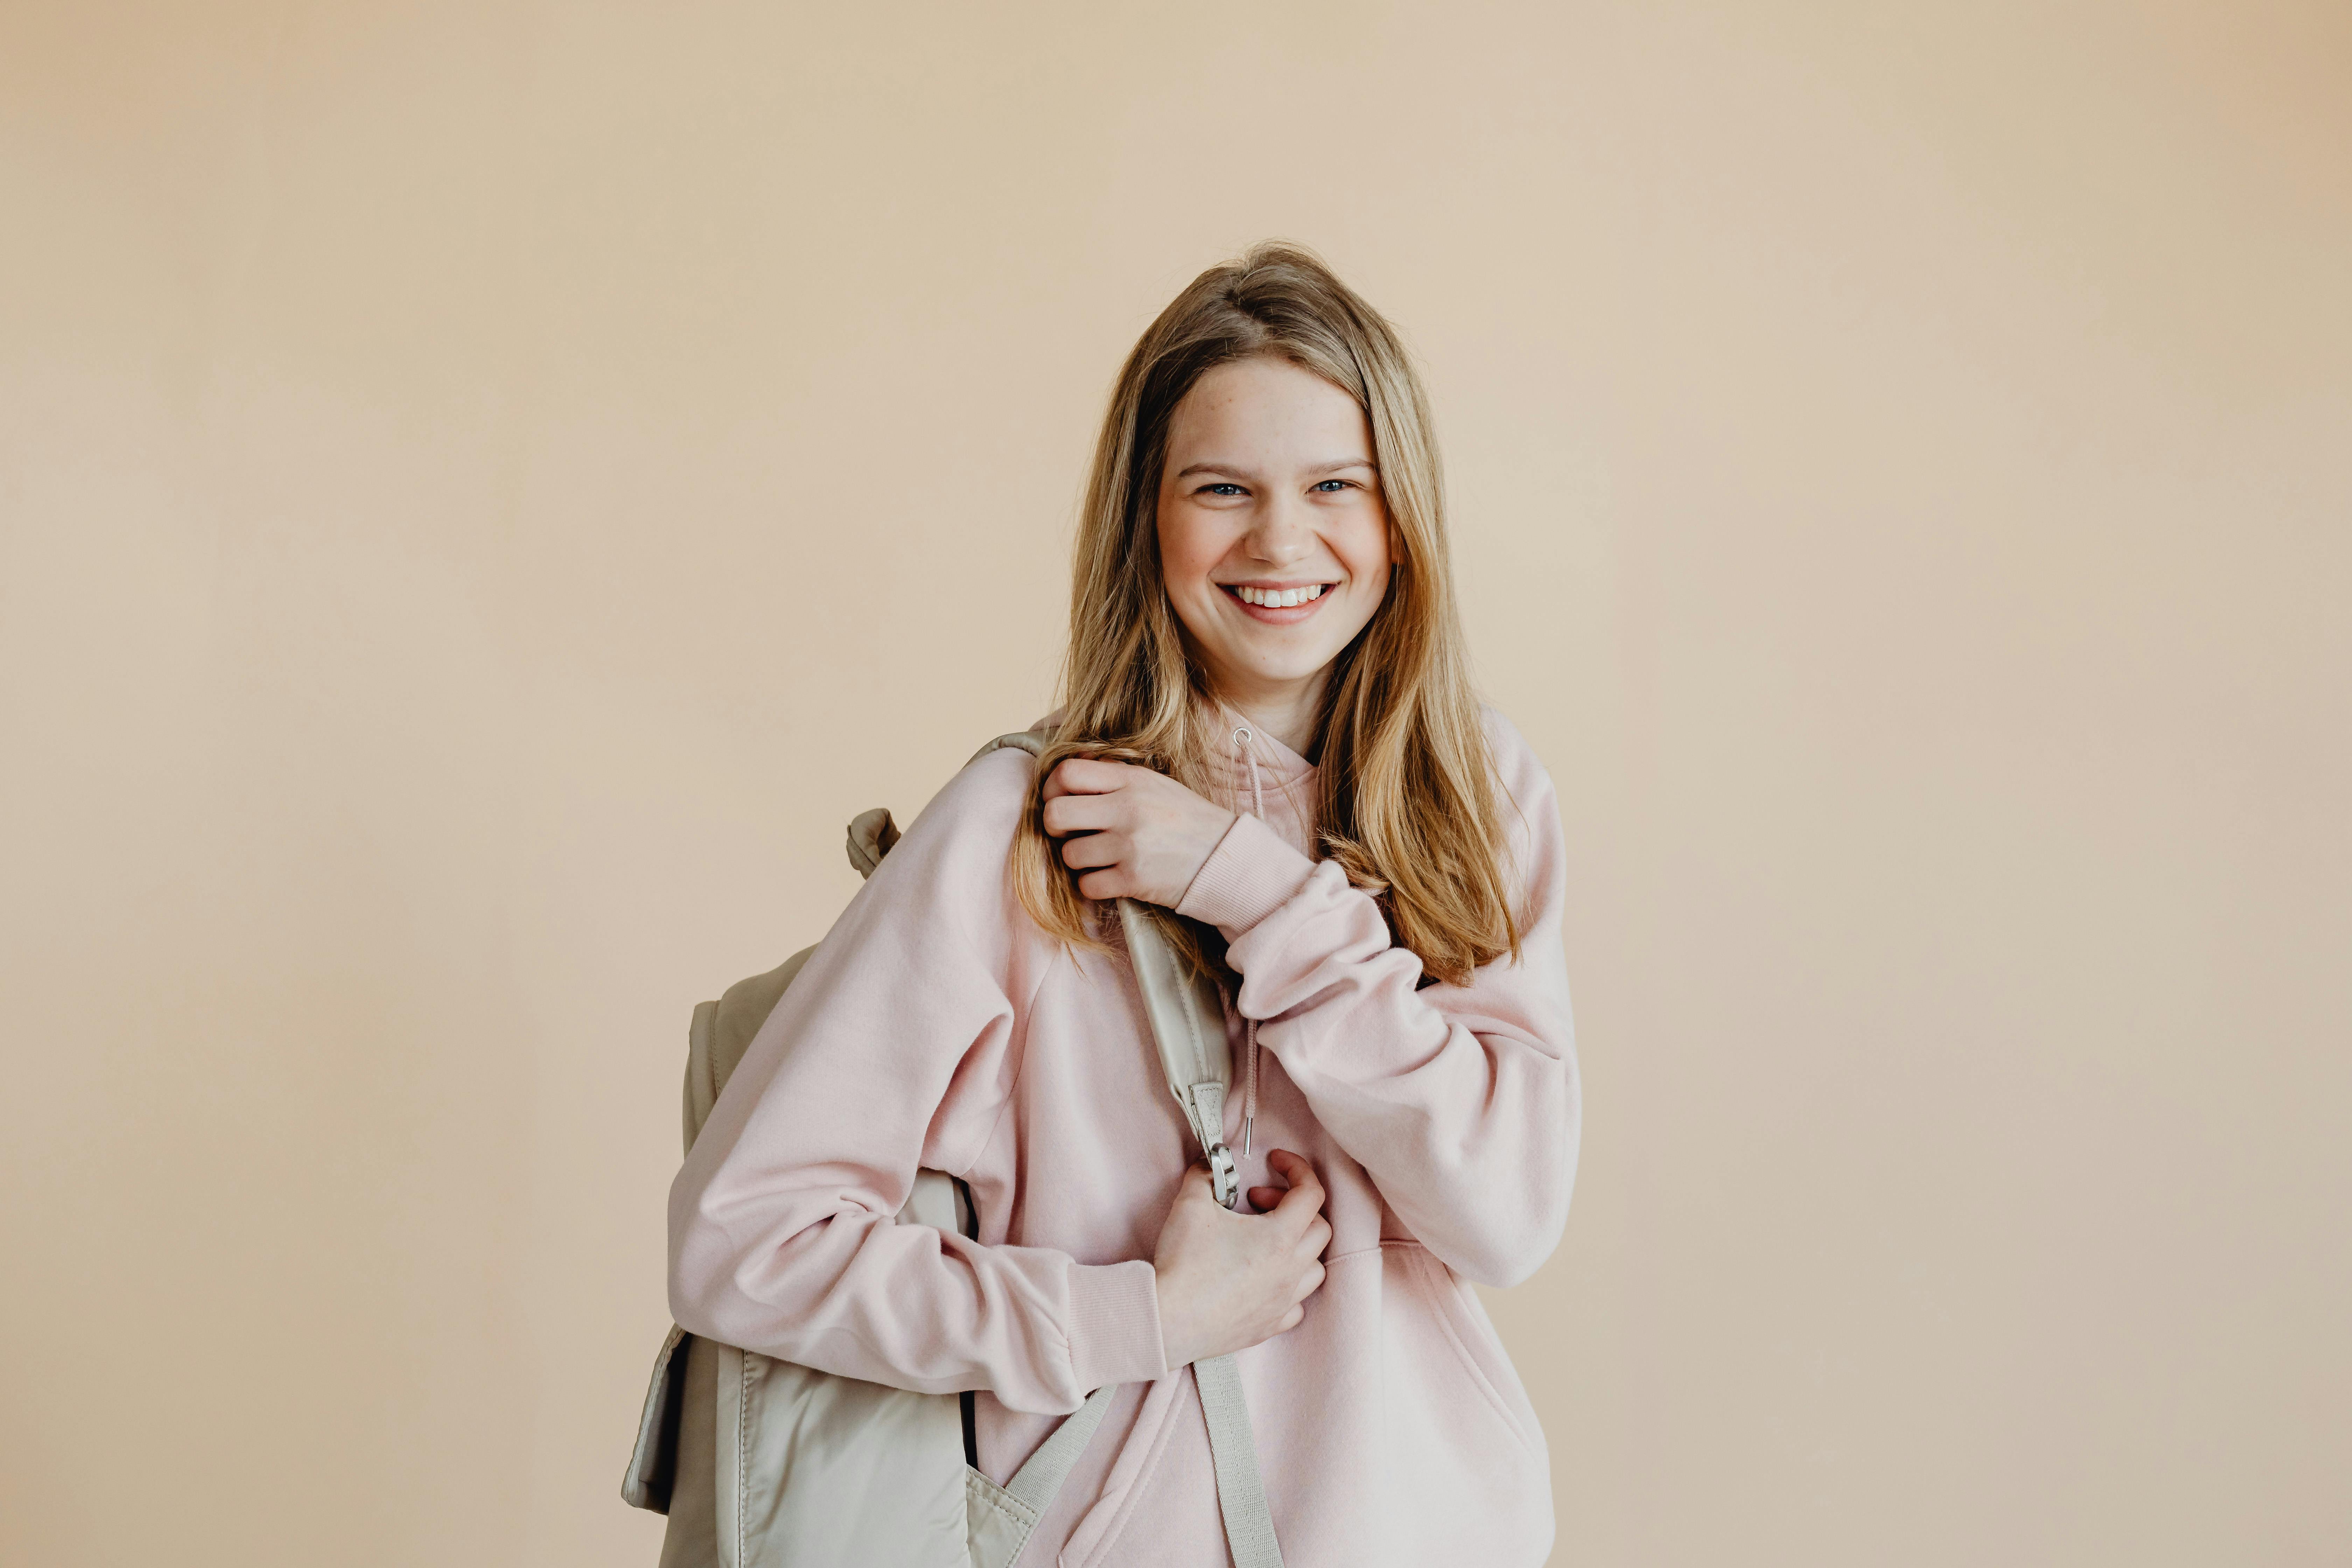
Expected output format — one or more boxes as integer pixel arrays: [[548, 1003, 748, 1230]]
[[1204, 1140, 1239, 1210], [1178, 1080, 1241, 1209]]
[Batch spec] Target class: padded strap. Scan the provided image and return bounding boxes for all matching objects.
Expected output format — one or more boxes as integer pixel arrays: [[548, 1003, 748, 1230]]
[[1116, 895, 1241, 1207], [1196, 1355, 1285, 1568], [968, 730, 1049, 765], [968, 727, 1284, 1566]]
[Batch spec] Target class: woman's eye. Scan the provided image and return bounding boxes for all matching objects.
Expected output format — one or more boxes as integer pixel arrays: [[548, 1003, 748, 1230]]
[[1202, 483, 1246, 497], [1311, 479, 1351, 493]]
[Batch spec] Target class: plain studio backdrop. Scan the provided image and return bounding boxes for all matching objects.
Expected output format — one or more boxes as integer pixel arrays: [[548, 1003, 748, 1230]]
[[3, 2, 2347, 1564]]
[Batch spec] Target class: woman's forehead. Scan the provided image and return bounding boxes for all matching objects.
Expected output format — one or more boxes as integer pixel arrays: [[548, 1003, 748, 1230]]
[[1166, 357, 1372, 470]]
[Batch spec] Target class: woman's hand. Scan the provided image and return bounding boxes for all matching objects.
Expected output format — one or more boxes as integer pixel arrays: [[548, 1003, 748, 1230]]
[[1151, 1150, 1331, 1368], [1041, 757, 1236, 907]]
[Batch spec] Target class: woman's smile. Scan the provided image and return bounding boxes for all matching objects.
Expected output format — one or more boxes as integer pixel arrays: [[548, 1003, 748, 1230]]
[[1222, 579, 1340, 622]]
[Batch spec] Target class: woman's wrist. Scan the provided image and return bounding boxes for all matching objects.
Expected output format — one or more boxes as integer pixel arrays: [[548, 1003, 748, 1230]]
[[1152, 1264, 1196, 1368], [1172, 812, 1319, 933]]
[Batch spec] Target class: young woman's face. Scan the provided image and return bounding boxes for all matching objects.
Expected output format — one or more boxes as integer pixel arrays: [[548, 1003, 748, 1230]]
[[1155, 356, 1393, 714]]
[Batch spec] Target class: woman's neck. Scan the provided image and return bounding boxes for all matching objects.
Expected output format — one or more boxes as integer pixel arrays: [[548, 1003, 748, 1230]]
[[1209, 675, 1327, 761]]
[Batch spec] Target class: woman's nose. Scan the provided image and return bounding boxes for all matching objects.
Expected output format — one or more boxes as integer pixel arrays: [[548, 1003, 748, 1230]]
[[1245, 495, 1314, 565]]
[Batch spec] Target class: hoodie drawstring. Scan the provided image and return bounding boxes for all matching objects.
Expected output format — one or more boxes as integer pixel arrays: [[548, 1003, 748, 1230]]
[[1231, 724, 1264, 1158]]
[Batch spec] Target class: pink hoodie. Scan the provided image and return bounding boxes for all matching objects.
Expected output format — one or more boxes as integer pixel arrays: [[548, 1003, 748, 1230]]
[[668, 710, 1578, 1566]]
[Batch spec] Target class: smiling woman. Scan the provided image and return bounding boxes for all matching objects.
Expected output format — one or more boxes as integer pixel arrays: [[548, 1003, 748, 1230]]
[[1158, 357, 1393, 722], [667, 243, 1577, 1567], [1018, 245, 1523, 992]]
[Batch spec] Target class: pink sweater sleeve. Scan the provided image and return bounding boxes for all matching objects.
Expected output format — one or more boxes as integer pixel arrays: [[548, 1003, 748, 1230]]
[[1176, 713, 1580, 1287], [666, 750, 1167, 1416]]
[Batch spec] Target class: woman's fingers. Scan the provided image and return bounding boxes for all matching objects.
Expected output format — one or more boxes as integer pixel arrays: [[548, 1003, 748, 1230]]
[[1264, 1149, 1322, 1196], [1042, 756, 1133, 802], [1040, 791, 1120, 836], [1076, 867, 1141, 901], [1041, 763, 1132, 895], [1059, 831, 1125, 870], [1266, 1154, 1326, 1232], [1176, 1160, 1220, 1206], [1167, 1161, 1230, 1222], [1150, 1155, 1334, 1364], [1041, 759, 1234, 908], [1253, 1152, 1328, 1227]]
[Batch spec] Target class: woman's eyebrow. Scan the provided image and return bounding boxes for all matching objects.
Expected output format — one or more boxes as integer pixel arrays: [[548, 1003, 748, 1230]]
[[1172, 457, 1378, 480]]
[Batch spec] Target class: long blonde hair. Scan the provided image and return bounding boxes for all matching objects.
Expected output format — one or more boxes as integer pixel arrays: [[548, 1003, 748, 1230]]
[[1013, 241, 1517, 986]]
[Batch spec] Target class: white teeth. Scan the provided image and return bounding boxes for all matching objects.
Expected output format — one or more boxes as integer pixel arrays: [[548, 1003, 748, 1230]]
[[1235, 584, 1326, 608]]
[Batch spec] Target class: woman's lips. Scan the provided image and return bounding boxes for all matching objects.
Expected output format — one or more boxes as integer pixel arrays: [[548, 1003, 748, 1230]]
[[1220, 582, 1337, 625]]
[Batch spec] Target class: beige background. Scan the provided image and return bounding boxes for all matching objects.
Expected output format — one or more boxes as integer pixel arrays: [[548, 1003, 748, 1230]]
[[4, 2, 2348, 1563]]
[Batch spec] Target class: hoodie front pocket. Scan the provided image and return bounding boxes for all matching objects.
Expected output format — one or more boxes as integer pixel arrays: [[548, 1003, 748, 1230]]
[[1394, 1242, 1548, 1462], [1373, 1240, 1553, 1566]]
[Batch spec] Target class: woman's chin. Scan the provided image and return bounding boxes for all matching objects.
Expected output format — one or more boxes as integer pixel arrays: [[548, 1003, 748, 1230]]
[[1199, 651, 1346, 702]]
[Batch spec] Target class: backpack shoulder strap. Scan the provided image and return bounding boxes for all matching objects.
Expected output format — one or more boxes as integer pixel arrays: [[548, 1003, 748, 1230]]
[[966, 728, 1049, 766], [976, 728, 1281, 1565], [1116, 898, 1239, 1208], [974, 732, 1240, 1207]]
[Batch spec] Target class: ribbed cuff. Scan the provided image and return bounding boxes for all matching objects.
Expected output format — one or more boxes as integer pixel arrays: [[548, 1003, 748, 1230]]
[[1066, 1260, 1169, 1393], [1174, 812, 1317, 935]]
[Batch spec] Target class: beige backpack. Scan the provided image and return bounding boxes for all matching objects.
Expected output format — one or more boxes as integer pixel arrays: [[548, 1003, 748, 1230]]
[[622, 732, 1284, 1568]]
